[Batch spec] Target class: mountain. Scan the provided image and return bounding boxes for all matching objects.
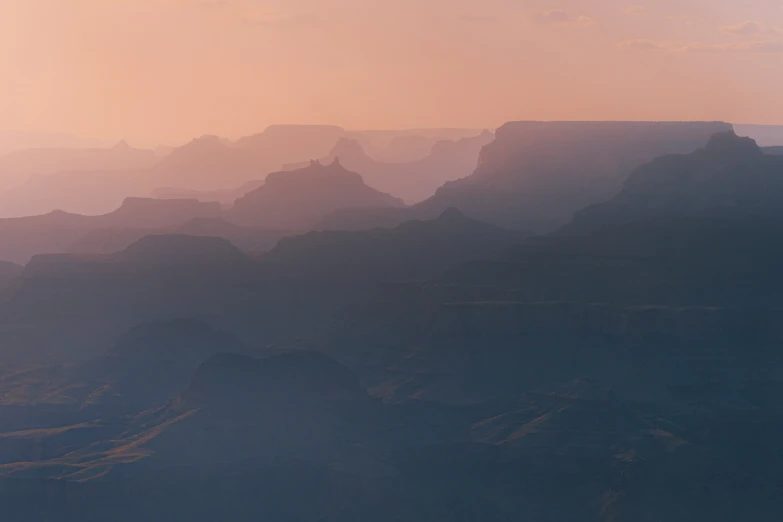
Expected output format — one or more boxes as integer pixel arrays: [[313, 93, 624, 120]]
[[0, 141, 157, 191], [265, 208, 528, 284], [235, 124, 345, 163], [0, 211, 520, 365], [0, 127, 348, 218], [764, 146, 783, 156], [317, 134, 783, 403], [227, 158, 404, 229], [566, 131, 783, 234], [417, 121, 734, 232], [149, 126, 346, 198], [0, 197, 221, 264], [286, 131, 494, 203], [7, 124, 783, 521], [150, 135, 268, 192], [0, 141, 159, 216], [0, 234, 262, 364], [323, 121, 733, 232], [66, 217, 290, 256], [151, 180, 265, 205]]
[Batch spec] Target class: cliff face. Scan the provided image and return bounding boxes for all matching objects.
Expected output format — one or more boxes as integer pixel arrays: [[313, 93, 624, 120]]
[[416, 121, 733, 232]]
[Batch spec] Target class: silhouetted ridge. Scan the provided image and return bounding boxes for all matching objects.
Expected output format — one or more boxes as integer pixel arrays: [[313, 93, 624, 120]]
[[286, 131, 494, 204], [114, 234, 251, 264], [159, 135, 231, 165], [109, 196, 221, 219], [263, 156, 362, 186], [394, 207, 507, 237]]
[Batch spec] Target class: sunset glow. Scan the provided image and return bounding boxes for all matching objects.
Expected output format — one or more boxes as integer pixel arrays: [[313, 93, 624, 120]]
[[2, 0, 783, 145]]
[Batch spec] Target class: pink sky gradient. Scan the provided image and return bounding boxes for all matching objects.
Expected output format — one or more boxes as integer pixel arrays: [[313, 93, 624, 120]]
[[2, 0, 782, 145]]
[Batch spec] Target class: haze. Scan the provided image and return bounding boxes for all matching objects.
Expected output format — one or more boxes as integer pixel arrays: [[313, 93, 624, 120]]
[[2, 0, 783, 146]]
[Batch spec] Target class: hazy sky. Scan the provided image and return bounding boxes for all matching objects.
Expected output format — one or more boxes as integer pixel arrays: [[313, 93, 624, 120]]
[[1, 0, 782, 146]]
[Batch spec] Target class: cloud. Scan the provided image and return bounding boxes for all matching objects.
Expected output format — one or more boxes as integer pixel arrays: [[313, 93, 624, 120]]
[[622, 6, 646, 16], [532, 9, 597, 28], [721, 21, 767, 37]]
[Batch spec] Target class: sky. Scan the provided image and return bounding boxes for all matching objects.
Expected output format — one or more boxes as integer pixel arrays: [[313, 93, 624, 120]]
[[1, 0, 782, 146]]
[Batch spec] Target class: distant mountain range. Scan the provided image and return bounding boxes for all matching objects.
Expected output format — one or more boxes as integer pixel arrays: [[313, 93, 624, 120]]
[[5, 124, 783, 520], [322, 121, 733, 232], [0, 197, 221, 264], [0, 208, 524, 364], [0, 125, 492, 218], [285, 131, 494, 203], [0, 140, 157, 193]]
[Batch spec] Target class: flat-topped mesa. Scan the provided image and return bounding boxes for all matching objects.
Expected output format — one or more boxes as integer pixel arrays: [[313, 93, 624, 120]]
[[227, 159, 403, 229]]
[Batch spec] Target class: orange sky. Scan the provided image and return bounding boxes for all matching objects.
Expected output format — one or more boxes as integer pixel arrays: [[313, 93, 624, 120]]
[[1, 0, 782, 146]]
